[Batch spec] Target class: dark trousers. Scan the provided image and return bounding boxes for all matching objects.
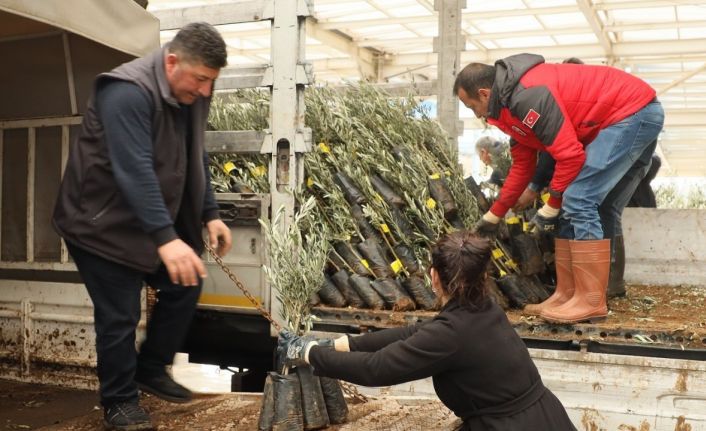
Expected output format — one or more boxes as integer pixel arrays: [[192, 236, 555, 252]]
[[558, 138, 658, 239], [68, 243, 202, 407], [598, 138, 657, 239]]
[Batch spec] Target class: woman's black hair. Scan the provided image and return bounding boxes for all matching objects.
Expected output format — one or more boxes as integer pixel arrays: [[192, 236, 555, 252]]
[[431, 230, 492, 308]]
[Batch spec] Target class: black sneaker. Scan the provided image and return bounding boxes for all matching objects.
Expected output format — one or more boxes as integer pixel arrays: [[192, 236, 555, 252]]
[[135, 372, 193, 404], [104, 401, 153, 430]]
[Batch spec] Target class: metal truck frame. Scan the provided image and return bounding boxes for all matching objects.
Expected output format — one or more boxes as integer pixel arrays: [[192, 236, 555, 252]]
[[1, 1, 705, 429]]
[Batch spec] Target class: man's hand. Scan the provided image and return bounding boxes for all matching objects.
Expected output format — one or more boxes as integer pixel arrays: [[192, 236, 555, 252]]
[[158, 239, 206, 286], [513, 187, 539, 212], [473, 212, 501, 238], [528, 204, 560, 236], [206, 219, 232, 257]]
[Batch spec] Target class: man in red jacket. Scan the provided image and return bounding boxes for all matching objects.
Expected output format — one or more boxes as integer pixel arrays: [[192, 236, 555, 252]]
[[454, 54, 663, 324]]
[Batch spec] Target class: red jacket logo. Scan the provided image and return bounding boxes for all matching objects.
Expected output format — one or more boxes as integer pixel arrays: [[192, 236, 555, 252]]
[[511, 125, 527, 136], [522, 109, 540, 129]]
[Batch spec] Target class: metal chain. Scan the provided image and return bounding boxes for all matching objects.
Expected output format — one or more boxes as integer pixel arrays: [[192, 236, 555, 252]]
[[340, 381, 369, 403], [205, 242, 281, 330], [204, 242, 369, 403]]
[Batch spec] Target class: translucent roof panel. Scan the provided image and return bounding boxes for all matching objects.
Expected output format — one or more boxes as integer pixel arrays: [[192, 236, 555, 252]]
[[609, 7, 676, 24], [539, 12, 589, 28], [676, 5, 706, 20]]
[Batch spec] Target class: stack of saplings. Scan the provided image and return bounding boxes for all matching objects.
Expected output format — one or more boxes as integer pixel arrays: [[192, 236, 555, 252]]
[[209, 93, 270, 194], [258, 199, 349, 430], [258, 369, 348, 431], [209, 86, 555, 311]]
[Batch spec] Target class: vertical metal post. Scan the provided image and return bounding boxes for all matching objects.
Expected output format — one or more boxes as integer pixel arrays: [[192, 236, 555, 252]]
[[434, 0, 465, 159], [20, 298, 32, 375], [265, 0, 311, 332], [60, 125, 70, 263], [0, 129, 3, 253], [27, 128, 36, 263], [62, 32, 79, 115]]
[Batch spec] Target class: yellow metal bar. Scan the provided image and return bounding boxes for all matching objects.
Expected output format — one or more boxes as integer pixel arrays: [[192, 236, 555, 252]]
[[198, 293, 261, 308]]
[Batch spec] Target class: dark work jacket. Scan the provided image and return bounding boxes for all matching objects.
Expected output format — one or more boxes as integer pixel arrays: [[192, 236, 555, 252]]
[[309, 299, 576, 430], [53, 47, 217, 272]]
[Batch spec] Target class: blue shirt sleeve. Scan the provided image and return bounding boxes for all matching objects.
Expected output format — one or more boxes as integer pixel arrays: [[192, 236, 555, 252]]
[[96, 80, 177, 246]]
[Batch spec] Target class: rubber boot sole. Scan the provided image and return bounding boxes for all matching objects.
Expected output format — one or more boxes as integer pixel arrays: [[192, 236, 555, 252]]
[[542, 313, 607, 324]]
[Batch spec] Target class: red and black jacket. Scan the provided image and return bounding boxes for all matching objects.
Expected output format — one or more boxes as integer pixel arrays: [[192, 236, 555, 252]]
[[486, 54, 656, 217]]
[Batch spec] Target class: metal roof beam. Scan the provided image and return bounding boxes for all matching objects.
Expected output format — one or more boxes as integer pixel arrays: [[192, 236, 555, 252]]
[[658, 63, 706, 96], [605, 20, 706, 33], [593, 0, 706, 11], [357, 25, 595, 46], [617, 54, 706, 66], [380, 38, 706, 67], [153, 3, 379, 80], [305, 17, 378, 80], [317, 5, 576, 30], [154, 1, 276, 29], [577, 0, 613, 61]]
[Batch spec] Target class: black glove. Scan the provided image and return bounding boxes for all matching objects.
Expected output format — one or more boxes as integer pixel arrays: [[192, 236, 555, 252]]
[[276, 329, 332, 370], [528, 212, 558, 235], [474, 218, 499, 238]]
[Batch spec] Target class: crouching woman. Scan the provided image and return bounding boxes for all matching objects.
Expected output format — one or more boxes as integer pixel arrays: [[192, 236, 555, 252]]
[[280, 230, 576, 430]]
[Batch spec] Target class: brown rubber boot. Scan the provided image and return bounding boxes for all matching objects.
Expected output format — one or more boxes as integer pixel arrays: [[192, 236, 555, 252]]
[[522, 239, 574, 316], [606, 234, 626, 299], [541, 239, 610, 324]]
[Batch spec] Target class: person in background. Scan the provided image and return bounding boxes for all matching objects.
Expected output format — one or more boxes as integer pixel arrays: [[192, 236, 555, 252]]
[[475, 135, 511, 188], [53, 23, 232, 431], [279, 231, 576, 431], [454, 54, 663, 324], [627, 154, 662, 208]]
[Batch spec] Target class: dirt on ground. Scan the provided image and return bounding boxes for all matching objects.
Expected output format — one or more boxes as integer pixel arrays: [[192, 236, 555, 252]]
[[0, 379, 98, 430], [507, 284, 706, 348], [0, 378, 457, 431]]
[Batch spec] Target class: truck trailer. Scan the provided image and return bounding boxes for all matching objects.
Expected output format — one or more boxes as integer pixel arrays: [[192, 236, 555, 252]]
[[1, 1, 705, 430]]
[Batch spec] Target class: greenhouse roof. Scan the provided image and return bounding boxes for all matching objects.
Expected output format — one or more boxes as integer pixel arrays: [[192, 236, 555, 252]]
[[149, 0, 706, 176]]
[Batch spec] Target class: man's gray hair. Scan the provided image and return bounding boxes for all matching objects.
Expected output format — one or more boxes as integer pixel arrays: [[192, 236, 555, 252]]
[[475, 136, 507, 157]]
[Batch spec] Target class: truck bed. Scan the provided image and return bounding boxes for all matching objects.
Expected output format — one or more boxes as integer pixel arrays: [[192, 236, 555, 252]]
[[313, 284, 706, 352]]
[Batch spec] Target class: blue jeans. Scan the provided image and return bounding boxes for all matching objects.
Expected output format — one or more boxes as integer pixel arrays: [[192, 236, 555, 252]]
[[558, 100, 664, 240]]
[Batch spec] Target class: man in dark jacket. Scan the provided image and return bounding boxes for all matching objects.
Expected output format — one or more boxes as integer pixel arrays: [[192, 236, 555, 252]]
[[455, 54, 663, 324], [53, 23, 231, 430]]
